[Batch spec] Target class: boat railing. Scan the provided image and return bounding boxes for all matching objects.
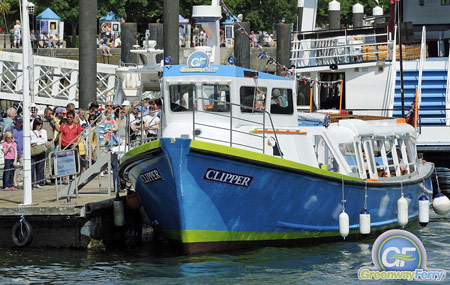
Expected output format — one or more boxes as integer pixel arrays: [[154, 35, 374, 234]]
[[193, 97, 283, 158], [291, 27, 392, 68]]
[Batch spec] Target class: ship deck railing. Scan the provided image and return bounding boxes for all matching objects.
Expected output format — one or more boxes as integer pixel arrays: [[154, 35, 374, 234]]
[[193, 97, 283, 158], [291, 26, 393, 69]]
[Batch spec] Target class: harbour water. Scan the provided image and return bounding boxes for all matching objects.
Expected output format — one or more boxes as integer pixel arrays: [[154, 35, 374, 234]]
[[0, 211, 448, 284]]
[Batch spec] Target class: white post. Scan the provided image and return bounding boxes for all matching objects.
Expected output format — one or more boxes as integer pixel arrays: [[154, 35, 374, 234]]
[[417, 26, 426, 108], [21, 0, 33, 205]]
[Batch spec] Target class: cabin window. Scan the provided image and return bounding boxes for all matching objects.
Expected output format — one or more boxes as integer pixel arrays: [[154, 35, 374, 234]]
[[338, 142, 358, 174], [314, 135, 339, 172], [240, 86, 266, 112], [362, 139, 378, 179], [397, 138, 416, 174], [170, 84, 195, 112], [202, 84, 230, 112], [270, 88, 293, 115]]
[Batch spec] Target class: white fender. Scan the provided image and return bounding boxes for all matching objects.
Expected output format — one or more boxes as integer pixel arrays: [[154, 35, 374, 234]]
[[432, 193, 450, 215], [339, 210, 349, 239], [359, 208, 371, 235], [418, 194, 429, 227], [397, 195, 408, 227]]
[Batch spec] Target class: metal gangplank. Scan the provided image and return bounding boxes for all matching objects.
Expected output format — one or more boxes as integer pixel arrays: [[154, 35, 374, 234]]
[[56, 116, 121, 200], [0, 51, 117, 106]]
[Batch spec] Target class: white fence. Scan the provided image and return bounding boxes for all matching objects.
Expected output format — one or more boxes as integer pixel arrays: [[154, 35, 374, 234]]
[[0, 51, 117, 107]]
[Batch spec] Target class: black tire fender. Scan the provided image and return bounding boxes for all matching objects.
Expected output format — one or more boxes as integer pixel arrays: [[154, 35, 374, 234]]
[[11, 219, 33, 247]]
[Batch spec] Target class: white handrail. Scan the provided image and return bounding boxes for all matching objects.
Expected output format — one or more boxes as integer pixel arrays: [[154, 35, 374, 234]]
[[291, 31, 391, 68], [417, 26, 426, 108], [446, 47, 450, 126]]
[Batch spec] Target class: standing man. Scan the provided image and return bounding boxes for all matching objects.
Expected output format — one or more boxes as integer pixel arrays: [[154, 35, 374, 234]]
[[13, 115, 23, 188], [30, 104, 40, 122], [129, 100, 141, 141], [2, 107, 17, 136], [66, 103, 80, 124], [54, 107, 67, 148], [13, 20, 21, 48], [42, 107, 57, 183]]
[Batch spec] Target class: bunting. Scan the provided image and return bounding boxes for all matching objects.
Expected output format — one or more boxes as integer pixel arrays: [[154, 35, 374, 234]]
[[219, 0, 343, 89]]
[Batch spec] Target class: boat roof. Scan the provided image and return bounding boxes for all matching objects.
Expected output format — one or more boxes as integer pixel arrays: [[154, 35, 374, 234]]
[[163, 65, 292, 81], [338, 119, 416, 138]]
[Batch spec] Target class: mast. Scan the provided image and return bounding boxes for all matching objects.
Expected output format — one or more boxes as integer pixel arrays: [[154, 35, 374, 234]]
[[398, 1, 405, 118], [21, 0, 33, 204]]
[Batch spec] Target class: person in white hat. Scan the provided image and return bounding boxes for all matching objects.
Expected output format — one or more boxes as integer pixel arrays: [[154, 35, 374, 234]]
[[122, 100, 131, 113]]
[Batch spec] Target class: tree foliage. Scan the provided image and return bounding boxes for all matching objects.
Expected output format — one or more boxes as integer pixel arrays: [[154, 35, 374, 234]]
[[0, 0, 394, 46]]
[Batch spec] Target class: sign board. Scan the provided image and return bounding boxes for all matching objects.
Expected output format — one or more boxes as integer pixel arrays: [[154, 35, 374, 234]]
[[54, 150, 78, 177], [180, 51, 218, 73], [40, 21, 48, 34]]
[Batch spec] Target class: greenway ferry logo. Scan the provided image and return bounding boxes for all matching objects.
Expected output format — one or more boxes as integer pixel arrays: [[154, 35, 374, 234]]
[[180, 52, 218, 73], [358, 229, 446, 281]]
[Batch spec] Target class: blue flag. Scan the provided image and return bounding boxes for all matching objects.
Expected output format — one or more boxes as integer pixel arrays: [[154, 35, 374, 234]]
[[257, 53, 268, 60]]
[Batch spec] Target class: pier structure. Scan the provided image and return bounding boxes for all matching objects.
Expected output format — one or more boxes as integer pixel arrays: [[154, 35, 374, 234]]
[[0, 178, 144, 248], [0, 51, 116, 108]]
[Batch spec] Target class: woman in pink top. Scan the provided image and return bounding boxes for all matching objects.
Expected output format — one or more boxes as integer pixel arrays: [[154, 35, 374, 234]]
[[2, 131, 17, 191]]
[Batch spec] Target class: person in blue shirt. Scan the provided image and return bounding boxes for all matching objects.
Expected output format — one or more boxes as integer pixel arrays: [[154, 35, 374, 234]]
[[12, 115, 23, 188], [2, 107, 17, 136]]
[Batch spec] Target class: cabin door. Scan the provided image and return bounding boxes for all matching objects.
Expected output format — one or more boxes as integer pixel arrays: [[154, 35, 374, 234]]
[[319, 72, 344, 110]]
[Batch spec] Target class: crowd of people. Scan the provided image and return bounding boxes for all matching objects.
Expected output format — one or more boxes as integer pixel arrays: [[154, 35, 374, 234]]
[[180, 24, 277, 48], [0, 98, 160, 191], [97, 23, 121, 56]]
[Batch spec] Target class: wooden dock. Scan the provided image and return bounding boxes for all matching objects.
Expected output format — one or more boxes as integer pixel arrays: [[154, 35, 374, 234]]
[[0, 177, 143, 249]]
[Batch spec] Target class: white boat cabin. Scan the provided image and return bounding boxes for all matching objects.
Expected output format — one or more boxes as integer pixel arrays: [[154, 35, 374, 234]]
[[159, 52, 419, 181]]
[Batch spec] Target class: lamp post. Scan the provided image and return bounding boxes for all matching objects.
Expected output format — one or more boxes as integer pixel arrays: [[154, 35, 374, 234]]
[[21, 0, 34, 205], [27, 2, 35, 49]]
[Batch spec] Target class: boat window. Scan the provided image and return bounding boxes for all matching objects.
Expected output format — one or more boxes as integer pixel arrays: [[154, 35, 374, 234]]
[[202, 84, 230, 112], [297, 82, 311, 106], [397, 138, 416, 174], [373, 140, 385, 175], [240, 86, 266, 112], [338, 142, 358, 174], [270, 88, 293, 115], [362, 139, 378, 179], [170, 84, 195, 112], [314, 135, 339, 172]]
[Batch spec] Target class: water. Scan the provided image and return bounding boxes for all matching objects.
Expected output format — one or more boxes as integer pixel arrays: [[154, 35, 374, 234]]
[[1, 213, 449, 284]]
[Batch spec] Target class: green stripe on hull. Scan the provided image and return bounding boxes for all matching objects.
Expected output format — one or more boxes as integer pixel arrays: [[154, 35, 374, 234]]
[[120, 139, 161, 163], [162, 229, 368, 243], [190, 140, 363, 182]]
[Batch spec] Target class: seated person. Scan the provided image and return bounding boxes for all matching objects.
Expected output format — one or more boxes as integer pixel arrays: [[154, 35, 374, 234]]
[[271, 89, 287, 107], [39, 32, 50, 48]]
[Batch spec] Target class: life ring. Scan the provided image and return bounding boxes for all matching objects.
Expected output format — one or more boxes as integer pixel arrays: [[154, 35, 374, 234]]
[[11, 219, 33, 247]]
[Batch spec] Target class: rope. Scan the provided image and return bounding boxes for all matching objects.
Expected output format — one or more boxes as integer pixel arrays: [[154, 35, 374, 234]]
[[19, 207, 25, 237], [341, 175, 346, 211], [364, 181, 368, 209], [434, 165, 441, 194]]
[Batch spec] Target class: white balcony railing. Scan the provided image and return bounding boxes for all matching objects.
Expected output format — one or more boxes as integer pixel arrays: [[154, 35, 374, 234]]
[[291, 29, 392, 68]]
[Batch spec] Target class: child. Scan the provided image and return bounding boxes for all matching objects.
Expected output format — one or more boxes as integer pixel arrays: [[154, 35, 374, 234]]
[[2, 131, 17, 191]]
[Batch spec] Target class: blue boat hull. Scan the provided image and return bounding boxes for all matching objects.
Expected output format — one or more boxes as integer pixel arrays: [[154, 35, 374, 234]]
[[120, 138, 433, 253]]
